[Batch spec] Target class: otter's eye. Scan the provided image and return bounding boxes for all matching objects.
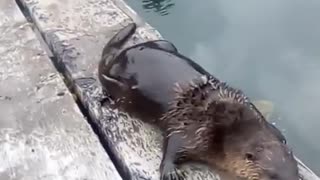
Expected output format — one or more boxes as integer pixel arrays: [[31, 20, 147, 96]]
[[176, 101, 181, 107], [268, 171, 279, 180], [245, 152, 255, 161], [270, 173, 278, 179]]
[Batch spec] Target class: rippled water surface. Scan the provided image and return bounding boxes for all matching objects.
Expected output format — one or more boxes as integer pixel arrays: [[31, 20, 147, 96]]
[[125, 0, 320, 174]]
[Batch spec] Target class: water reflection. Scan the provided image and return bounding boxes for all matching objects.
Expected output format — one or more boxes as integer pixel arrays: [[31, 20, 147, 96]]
[[141, 0, 174, 16]]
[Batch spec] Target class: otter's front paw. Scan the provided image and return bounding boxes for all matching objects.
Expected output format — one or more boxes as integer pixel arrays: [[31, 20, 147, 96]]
[[160, 163, 186, 180]]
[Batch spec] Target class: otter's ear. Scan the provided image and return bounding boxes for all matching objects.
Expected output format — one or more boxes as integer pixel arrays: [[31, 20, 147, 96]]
[[245, 152, 256, 161], [252, 100, 274, 120]]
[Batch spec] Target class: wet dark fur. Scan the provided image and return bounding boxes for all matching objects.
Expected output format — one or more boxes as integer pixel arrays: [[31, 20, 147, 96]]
[[98, 23, 300, 180], [98, 23, 211, 121], [161, 75, 299, 180]]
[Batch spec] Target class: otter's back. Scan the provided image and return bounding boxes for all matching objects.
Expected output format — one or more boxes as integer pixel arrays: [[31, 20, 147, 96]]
[[106, 44, 210, 114]]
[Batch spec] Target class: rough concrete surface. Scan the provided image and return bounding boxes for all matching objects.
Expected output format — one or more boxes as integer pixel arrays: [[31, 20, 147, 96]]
[[16, 0, 320, 179], [0, 1, 122, 180]]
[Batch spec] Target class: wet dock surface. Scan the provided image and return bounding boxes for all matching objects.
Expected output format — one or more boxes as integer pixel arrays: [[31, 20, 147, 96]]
[[0, 0, 319, 179], [0, 0, 121, 179]]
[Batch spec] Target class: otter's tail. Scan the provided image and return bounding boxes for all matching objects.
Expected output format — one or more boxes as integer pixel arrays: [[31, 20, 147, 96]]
[[101, 22, 137, 60]]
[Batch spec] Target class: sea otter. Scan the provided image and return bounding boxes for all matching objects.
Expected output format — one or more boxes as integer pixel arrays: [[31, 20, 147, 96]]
[[98, 22, 299, 180]]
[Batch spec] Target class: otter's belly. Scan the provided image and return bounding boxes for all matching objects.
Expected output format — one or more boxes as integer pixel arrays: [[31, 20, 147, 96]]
[[102, 45, 210, 120]]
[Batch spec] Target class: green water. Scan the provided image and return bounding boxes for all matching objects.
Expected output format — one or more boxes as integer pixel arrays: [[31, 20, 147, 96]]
[[125, 0, 320, 174]]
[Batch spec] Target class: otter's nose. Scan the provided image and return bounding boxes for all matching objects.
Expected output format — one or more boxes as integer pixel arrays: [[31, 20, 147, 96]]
[[260, 170, 299, 180]]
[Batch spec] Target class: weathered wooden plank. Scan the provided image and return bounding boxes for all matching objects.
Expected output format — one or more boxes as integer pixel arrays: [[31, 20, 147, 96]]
[[0, 1, 122, 180], [17, 0, 320, 179]]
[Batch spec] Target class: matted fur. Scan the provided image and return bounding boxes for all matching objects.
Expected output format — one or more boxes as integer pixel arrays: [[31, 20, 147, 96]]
[[160, 75, 268, 153], [158, 75, 300, 180], [161, 75, 256, 127]]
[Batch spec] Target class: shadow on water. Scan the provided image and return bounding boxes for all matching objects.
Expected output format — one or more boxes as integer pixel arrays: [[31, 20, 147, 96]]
[[141, 0, 175, 16]]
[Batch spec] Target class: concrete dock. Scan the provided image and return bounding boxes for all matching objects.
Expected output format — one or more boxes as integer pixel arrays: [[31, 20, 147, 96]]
[[0, 0, 319, 179]]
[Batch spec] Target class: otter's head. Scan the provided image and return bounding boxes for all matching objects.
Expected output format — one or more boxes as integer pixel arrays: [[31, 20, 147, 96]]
[[168, 75, 300, 180], [219, 104, 300, 180], [222, 137, 299, 180]]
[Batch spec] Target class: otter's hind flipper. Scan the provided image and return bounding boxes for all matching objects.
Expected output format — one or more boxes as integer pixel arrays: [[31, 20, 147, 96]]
[[99, 23, 137, 87], [101, 22, 137, 61], [148, 40, 178, 53], [98, 23, 136, 102]]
